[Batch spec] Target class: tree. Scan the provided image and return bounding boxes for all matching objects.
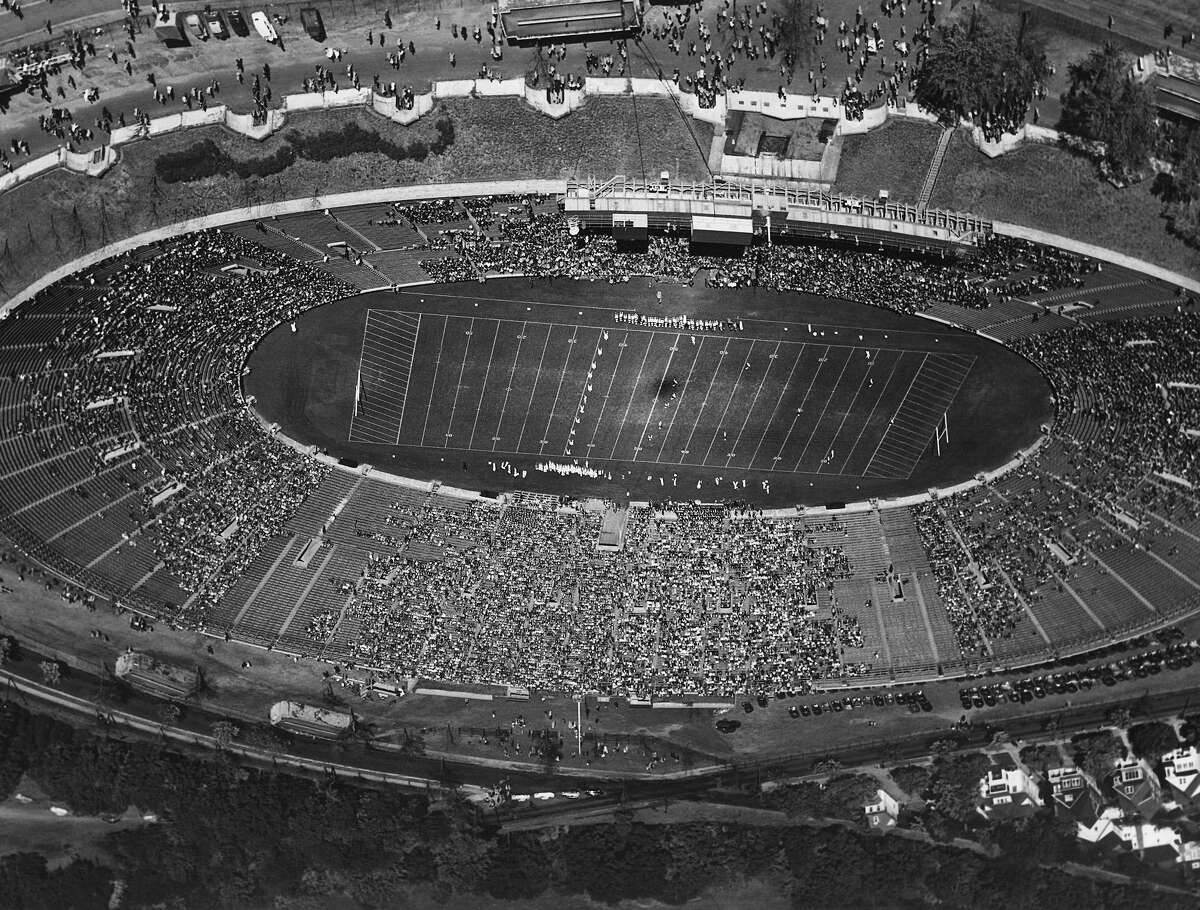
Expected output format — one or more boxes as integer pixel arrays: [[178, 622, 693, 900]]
[[0, 637, 10, 667], [1126, 722, 1180, 760], [1060, 43, 1158, 178], [1105, 705, 1132, 729], [914, 10, 1050, 140], [210, 720, 240, 748], [926, 752, 991, 823], [38, 660, 61, 687], [1018, 744, 1060, 774], [1163, 129, 1200, 247], [1070, 730, 1126, 781], [1179, 712, 1200, 746], [889, 765, 931, 799]]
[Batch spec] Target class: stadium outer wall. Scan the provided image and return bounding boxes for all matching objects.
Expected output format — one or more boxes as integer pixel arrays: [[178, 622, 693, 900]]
[[4, 181, 1200, 690]]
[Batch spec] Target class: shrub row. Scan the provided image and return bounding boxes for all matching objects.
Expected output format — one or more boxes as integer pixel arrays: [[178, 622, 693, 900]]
[[154, 118, 456, 183]]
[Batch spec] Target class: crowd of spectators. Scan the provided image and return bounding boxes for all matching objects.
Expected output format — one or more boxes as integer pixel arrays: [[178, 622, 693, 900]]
[[910, 312, 1200, 657], [4, 200, 1198, 695], [6, 231, 354, 626], [421, 214, 1095, 316], [349, 499, 862, 698]]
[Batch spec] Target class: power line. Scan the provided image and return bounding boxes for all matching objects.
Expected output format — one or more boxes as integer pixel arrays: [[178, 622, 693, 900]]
[[632, 36, 715, 179], [628, 60, 648, 184]]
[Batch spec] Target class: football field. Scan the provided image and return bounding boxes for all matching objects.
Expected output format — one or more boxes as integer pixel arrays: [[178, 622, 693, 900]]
[[245, 278, 1051, 505], [348, 309, 975, 481]]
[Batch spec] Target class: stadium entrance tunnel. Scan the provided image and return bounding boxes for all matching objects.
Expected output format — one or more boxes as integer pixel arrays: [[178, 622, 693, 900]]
[[243, 278, 1053, 507]]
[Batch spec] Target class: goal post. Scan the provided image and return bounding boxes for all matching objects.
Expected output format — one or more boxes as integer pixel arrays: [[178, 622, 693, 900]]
[[934, 411, 950, 457]]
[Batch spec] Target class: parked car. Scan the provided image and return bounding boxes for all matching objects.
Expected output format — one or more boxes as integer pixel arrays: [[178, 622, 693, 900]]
[[184, 12, 208, 41], [251, 10, 278, 42], [153, 10, 188, 46], [300, 6, 325, 41], [226, 9, 249, 36], [204, 9, 228, 38]]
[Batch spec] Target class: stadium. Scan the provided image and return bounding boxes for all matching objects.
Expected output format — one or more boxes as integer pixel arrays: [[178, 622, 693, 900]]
[[8, 0, 1200, 901], [1, 170, 1196, 703]]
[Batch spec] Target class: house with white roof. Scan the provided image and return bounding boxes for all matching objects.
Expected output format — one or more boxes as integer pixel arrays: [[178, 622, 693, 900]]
[[863, 788, 900, 831], [978, 766, 1041, 820], [1161, 746, 1200, 810]]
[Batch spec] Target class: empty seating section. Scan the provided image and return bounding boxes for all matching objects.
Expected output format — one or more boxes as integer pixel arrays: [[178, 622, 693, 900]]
[[277, 546, 369, 653], [874, 584, 935, 670], [1024, 587, 1103, 648], [211, 535, 293, 630], [911, 575, 961, 667], [286, 472, 359, 537], [877, 509, 927, 570], [313, 257, 383, 289]]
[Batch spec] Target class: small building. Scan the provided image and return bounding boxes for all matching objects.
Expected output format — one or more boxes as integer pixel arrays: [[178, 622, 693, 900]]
[[499, 0, 641, 44], [863, 788, 900, 830], [978, 766, 1042, 820], [1177, 840, 1200, 872], [1161, 746, 1200, 810], [115, 651, 199, 700], [1047, 765, 1104, 831], [1111, 758, 1163, 821], [268, 701, 354, 740], [1111, 819, 1182, 867], [1154, 54, 1200, 122]]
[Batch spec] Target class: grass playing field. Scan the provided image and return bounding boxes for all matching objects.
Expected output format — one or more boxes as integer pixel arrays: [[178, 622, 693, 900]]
[[245, 277, 1052, 506]]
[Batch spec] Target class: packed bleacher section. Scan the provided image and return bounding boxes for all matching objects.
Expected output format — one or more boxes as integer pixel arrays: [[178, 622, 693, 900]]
[[1, 196, 1198, 697]]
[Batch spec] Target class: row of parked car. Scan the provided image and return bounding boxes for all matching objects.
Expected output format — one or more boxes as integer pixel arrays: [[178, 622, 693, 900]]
[[959, 638, 1200, 710], [740, 689, 934, 717], [157, 6, 326, 46]]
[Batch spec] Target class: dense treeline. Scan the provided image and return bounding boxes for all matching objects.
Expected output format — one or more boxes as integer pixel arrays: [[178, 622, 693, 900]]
[[153, 119, 456, 183], [0, 701, 1194, 909]]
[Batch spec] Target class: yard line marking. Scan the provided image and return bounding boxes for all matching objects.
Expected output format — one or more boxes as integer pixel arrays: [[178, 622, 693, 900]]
[[860, 352, 929, 476], [747, 343, 806, 469], [563, 328, 607, 458], [864, 353, 975, 479], [442, 317, 477, 447], [467, 319, 502, 450], [514, 324, 556, 452], [608, 332, 657, 461], [653, 335, 707, 464], [536, 324, 583, 455], [418, 315, 450, 447], [768, 344, 830, 468], [816, 349, 877, 474], [793, 347, 854, 472], [679, 337, 733, 462], [725, 340, 782, 469], [490, 320, 529, 452], [835, 349, 905, 475], [583, 331, 631, 457], [631, 333, 683, 462], [701, 339, 756, 466], [346, 309, 375, 443]]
